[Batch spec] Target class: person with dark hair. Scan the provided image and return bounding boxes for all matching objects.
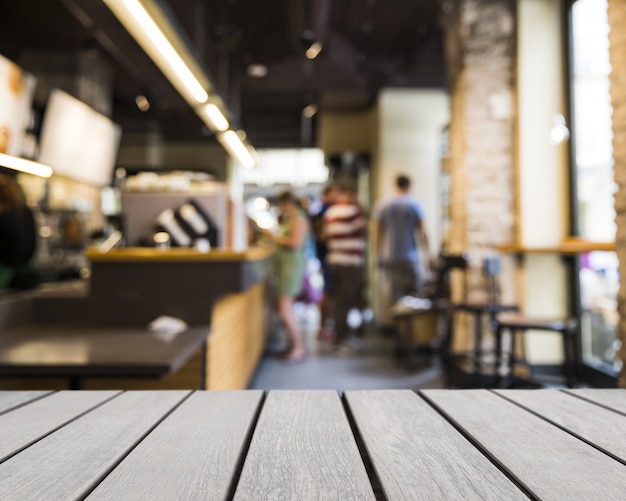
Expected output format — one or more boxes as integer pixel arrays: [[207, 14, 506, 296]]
[[263, 189, 310, 362], [323, 182, 368, 352], [375, 173, 431, 302], [0, 174, 37, 290]]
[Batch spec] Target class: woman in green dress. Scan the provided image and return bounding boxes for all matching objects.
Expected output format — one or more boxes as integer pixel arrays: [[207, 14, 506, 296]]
[[264, 190, 309, 362]]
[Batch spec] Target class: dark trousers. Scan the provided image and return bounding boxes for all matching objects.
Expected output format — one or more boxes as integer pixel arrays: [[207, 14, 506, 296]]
[[328, 264, 364, 343], [387, 260, 423, 303]]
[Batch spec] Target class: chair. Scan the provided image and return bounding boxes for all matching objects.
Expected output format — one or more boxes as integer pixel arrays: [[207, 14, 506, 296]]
[[443, 255, 518, 387], [391, 253, 467, 370], [493, 313, 578, 388]]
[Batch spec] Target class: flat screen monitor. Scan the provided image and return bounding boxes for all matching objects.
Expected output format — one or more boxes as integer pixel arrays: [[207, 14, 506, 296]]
[[38, 88, 121, 186], [0, 54, 37, 157]]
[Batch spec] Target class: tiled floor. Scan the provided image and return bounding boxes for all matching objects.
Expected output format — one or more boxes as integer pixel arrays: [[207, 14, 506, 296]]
[[249, 303, 447, 391]]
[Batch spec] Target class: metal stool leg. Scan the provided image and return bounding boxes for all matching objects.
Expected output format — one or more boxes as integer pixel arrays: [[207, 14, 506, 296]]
[[562, 328, 577, 388]]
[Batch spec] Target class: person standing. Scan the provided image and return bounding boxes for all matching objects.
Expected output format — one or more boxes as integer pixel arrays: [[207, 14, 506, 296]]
[[309, 184, 337, 341], [263, 190, 310, 363], [0, 174, 37, 290], [324, 183, 368, 351], [375, 174, 431, 303]]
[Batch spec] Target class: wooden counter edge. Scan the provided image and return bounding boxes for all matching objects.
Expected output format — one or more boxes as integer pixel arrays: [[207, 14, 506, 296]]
[[86, 246, 276, 263], [496, 239, 615, 255]]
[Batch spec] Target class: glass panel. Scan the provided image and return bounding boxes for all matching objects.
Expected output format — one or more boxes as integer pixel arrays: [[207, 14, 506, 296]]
[[579, 251, 620, 373], [571, 0, 619, 376], [572, 0, 615, 241]]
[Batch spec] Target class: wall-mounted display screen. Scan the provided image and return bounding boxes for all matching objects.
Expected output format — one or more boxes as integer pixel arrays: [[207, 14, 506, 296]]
[[38, 88, 121, 187], [0, 54, 37, 157]]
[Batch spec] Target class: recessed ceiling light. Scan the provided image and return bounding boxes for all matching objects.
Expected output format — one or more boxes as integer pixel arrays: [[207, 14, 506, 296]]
[[247, 63, 268, 78], [305, 42, 322, 60], [302, 104, 318, 118], [135, 94, 150, 111]]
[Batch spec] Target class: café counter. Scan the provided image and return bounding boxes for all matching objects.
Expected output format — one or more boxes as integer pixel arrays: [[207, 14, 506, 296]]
[[2, 247, 276, 391]]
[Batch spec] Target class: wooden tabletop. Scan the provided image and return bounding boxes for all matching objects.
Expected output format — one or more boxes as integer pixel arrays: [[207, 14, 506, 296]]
[[1, 389, 625, 499]]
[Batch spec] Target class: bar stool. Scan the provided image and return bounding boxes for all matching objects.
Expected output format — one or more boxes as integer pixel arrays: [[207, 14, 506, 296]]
[[444, 256, 518, 387], [391, 254, 466, 369], [494, 313, 578, 388]]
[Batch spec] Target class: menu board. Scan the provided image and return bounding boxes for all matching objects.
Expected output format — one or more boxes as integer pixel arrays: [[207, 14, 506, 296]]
[[38, 89, 121, 187], [0, 54, 37, 157]]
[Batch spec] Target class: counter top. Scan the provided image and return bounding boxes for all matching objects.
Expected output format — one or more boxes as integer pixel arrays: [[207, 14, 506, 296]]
[[86, 246, 275, 263]]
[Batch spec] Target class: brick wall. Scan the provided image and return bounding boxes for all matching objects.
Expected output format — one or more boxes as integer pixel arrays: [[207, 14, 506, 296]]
[[443, 0, 517, 301], [608, 0, 626, 387]]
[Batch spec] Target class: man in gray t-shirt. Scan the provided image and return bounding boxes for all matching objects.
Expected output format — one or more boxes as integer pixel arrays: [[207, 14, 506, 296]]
[[375, 174, 431, 302]]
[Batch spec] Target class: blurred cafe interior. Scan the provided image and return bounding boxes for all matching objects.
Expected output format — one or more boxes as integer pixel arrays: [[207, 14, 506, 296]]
[[0, 0, 623, 392]]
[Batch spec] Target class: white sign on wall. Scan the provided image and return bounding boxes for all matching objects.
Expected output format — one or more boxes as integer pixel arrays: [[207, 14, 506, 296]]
[[38, 88, 121, 187], [0, 54, 36, 157]]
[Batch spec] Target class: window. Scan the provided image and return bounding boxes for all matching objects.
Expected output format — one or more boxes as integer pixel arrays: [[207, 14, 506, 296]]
[[570, 0, 620, 377]]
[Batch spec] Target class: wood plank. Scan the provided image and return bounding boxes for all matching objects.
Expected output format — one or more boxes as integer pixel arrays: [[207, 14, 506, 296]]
[[422, 389, 626, 500], [345, 390, 528, 500], [234, 390, 375, 500], [0, 391, 51, 414], [496, 389, 626, 463], [87, 391, 263, 501], [563, 388, 626, 414], [0, 390, 120, 462], [0, 390, 189, 500], [208, 282, 267, 390]]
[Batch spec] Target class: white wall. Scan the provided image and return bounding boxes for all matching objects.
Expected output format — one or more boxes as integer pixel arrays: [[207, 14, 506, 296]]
[[517, 0, 570, 362], [518, 0, 569, 247], [372, 88, 450, 324], [375, 89, 450, 255]]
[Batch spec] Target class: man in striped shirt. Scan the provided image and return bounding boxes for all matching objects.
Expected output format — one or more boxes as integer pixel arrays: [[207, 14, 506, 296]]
[[323, 182, 368, 350]]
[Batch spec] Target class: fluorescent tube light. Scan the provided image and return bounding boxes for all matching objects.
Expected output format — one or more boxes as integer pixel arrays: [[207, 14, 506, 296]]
[[105, 0, 258, 168], [0, 153, 53, 178], [218, 131, 256, 169], [104, 0, 208, 103], [203, 103, 229, 132]]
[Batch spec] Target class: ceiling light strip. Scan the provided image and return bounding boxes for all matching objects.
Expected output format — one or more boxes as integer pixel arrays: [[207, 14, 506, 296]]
[[218, 131, 256, 170], [104, 0, 208, 103], [104, 0, 256, 168], [0, 153, 53, 178], [203, 103, 229, 132]]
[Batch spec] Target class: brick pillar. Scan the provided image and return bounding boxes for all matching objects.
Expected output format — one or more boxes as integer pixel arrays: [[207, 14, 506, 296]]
[[608, 0, 626, 387], [442, 0, 517, 302]]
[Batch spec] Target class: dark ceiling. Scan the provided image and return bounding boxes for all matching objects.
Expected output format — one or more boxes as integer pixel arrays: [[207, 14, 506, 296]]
[[0, 0, 447, 149]]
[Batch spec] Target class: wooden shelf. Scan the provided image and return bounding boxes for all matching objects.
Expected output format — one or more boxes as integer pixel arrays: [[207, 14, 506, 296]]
[[496, 239, 615, 256]]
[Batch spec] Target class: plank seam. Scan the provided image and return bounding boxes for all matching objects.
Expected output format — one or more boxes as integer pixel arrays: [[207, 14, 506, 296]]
[[340, 392, 387, 501], [0, 390, 124, 466], [561, 389, 626, 417], [0, 391, 54, 417], [225, 390, 267, 501], [492, 390, 626, 467], [418, 390, 539, 501], [76, 390, 194, 501]]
